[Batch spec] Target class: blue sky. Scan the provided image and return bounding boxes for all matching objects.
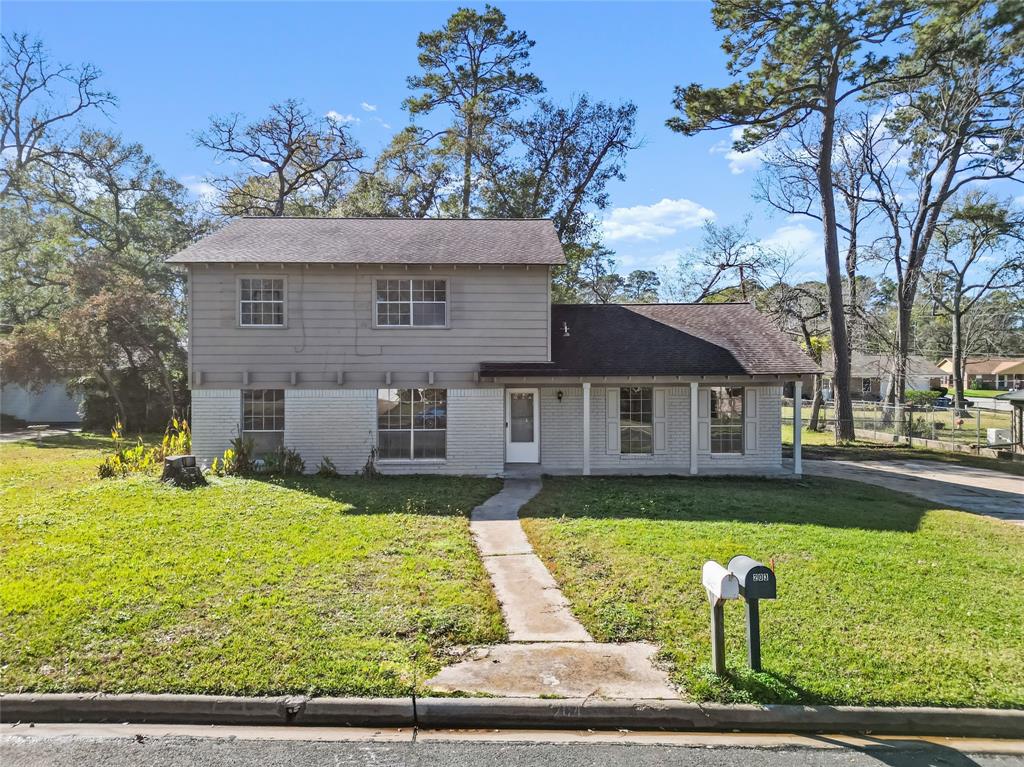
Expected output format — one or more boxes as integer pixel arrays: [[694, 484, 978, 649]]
[[4, 1, 825, 278]]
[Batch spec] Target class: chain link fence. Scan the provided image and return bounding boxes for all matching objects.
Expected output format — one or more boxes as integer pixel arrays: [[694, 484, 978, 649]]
[[782, 398, 1016, 452]]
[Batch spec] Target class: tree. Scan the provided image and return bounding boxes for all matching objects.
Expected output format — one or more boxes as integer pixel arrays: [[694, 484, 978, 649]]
[[195, 99, 364, 217], [858, 15, 1024, 407], [405, 4, 542, 218], [479, 96, 638, 243], [620, 270, 660, 303], [668, 0, 926, 440], [1, 33, 114, 200], [335, 127, 453, 218], [662, 219, 781, 303], [927, 194, 1024, 408]]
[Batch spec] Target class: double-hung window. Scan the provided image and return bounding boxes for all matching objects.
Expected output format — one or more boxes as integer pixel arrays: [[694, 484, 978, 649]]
[[710, 387, 744, 454], [239, 278, 285, 326], [377, 388, 447, 460], [376, 279, 447, 327], [619, 386, 653, 454], [242, 389, 285, 454]]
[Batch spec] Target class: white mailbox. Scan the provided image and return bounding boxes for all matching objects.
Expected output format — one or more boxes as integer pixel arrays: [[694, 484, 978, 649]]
[[703, 560, 740, 602]]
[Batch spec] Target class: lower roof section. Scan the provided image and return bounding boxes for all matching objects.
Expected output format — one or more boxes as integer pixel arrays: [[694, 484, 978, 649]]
[[480, 303, 820, 379]]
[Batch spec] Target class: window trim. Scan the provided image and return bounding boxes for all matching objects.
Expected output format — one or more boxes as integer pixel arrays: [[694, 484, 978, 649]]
[[237, 276, 287, 329], [241, 389, 285, 433], [618, 386, 654, 455], [709, 386, 744, 456], [372, 278, 450, 329], [376, 387, 448, 462]]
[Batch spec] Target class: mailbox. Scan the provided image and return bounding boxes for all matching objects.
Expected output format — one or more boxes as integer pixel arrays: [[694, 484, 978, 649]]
[[701, 560, 739, 675], [702, 561, 740, 603], [726, 555, 776, 672], [728, 556, 777, 600]]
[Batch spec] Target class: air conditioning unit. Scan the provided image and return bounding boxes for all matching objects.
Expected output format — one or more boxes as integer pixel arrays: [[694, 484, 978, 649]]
[[987, 428, 1012, 445]]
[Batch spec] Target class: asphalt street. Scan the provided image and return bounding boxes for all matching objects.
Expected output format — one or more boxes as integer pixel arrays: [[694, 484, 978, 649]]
[[4, 734, 1024, 767]]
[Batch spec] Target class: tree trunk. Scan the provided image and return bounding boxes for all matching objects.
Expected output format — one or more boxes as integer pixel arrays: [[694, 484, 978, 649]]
[[817, 75, 855, 441], [461, 115, 473, 219], [809, 374, 824, 431], [951, 297, 966, 411], [98, 367, 128, 429]]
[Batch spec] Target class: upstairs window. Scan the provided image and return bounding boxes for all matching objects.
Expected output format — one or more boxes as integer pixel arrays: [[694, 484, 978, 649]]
[[619, 386, 653, 454], [376, 279, 447, 327], [710, 387, 744, 454], [240, 278, 284, 326]]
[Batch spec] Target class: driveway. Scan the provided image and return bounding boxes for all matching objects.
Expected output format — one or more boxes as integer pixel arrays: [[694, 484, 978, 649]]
[[803, 459, 1024, 524], [0, 428, 79, 444]]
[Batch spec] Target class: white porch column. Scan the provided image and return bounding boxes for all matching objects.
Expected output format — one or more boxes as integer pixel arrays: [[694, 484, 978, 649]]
[[582, 382, 591, 476], [689, 382, 698, 475], [793, 380, 803, 476]]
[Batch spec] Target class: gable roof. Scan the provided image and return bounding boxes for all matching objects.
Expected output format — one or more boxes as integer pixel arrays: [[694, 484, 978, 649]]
[[166, 217, 566, 266], [938, 356, 1024, 375], [480, 303, 819, 378], [822, 352, 945, 379]]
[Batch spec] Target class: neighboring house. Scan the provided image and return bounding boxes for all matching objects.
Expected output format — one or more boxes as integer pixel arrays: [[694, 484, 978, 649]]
[[167, 217, 818, 477], [0, 382, 82, 426], [938, 357, 1024, 391], [820, 353, 944, 402]]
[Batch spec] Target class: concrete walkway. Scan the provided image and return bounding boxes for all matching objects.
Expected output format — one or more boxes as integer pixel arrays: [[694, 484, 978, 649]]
[[803, 459, 1024, 524], [427, 479, 677, 699], [0, 427, 79, 444]]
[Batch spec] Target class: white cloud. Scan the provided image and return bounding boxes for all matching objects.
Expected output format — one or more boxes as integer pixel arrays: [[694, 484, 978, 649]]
[[372, 116, 392, 130], [326, 110, 360, 125], [360, 102, 377, 112], [760, 222, 820, 254], [710, 127, 764, 175], [602, 198, 716, 241], [181, 175, 218, 204]]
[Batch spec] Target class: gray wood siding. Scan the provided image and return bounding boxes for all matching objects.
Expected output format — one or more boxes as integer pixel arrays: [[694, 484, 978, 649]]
[[188, 264, 551, 388]]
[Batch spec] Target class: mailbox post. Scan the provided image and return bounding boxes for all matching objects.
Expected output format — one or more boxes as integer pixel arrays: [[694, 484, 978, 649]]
[[727, 556, 777, 672], [702, 561, 740, 675]]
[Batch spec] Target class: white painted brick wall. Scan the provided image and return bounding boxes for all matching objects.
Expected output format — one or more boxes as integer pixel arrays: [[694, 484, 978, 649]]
[[190, 389, 241, 467], [379, 387, 504, 476], [282, 387, 503, 476], [539, 385, 781, 475], [284, 390, 376, 474]]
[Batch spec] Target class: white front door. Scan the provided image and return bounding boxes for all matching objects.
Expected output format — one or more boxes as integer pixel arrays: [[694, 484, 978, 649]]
[[506, 388, 540, 463]]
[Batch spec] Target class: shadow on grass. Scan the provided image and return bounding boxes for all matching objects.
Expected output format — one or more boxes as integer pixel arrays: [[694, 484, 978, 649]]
[[248, 473, 498, 518], [521, 475, 928, 533]]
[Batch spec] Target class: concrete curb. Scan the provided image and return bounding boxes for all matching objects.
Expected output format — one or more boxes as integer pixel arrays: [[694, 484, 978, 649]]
[[2, 694, 1022, 738], [0, 694, 414, 728]]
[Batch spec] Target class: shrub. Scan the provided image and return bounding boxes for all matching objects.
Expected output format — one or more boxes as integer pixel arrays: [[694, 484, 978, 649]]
[[263, 446, 305, 476], [97, 418, 195, 479], [360, 445, 381, 479], [905, 389, 940, 407], [316, 456, 340, 478]]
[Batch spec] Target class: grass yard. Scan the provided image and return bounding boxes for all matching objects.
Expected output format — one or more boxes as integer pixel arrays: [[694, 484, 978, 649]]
[[781, 424, 1024, 477], [965, 389, 1009, 399], [521, 476, 1024, 708], [0, 434, 504, 697]]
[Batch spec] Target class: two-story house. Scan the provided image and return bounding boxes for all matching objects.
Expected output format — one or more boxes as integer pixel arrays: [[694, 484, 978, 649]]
[[167, 217, 818, 476]]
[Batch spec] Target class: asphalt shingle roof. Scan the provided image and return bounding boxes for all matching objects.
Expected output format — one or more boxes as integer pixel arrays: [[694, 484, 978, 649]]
[[481, 303, 819, 378], [166, 217, 566, 265]]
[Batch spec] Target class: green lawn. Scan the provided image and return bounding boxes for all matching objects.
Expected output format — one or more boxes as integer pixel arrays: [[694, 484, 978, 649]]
[[782, 425, 1024, 477], [521, 476, 1024, 708], [965, 389, 1008, 399], [0, 434, 504, 696]]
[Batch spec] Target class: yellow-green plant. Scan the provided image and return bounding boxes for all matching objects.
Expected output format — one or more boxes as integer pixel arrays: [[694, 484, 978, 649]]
[[98, 418, 193, 479]]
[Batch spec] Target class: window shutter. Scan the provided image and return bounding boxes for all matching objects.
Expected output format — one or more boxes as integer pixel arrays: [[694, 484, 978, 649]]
[[744, 387, 758, 453], [653, 387, 668, 453], [697, 388, 711, 452], [606, 387, 619, 454]]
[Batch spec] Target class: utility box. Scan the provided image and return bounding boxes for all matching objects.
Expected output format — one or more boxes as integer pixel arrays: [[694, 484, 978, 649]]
[[988, 428, 1012, 445], [161, 454, 207, 488]]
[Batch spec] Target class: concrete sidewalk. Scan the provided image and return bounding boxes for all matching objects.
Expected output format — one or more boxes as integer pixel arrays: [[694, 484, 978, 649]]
[[803, 459, 1024, 523], [427, 479, 676, 699]]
